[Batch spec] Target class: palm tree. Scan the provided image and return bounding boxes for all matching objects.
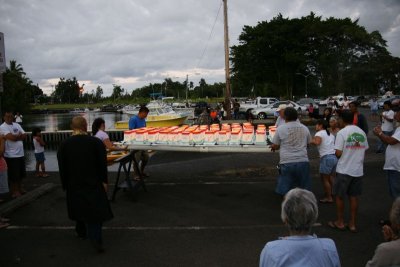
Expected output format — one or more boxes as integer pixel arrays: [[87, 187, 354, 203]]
[[8, 60, 26, 77]]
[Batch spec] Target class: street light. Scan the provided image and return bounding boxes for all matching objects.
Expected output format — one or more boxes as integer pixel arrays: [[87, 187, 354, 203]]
[[296, 72, 312, 97]]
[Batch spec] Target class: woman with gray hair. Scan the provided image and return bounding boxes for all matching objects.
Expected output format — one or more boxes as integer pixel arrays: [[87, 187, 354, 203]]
[[366, 198, 400, 267], [259, 188, 340, 267]]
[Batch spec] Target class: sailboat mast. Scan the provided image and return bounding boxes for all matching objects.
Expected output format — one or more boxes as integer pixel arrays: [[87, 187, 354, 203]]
[[223, 0, 232, 119]]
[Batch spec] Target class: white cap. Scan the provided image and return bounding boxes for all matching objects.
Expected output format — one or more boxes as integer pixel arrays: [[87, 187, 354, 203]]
[[277, 104, 287, 111]]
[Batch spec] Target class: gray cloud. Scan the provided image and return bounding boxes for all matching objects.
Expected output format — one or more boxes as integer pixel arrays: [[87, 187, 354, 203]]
[[1, 0, 399, 96]]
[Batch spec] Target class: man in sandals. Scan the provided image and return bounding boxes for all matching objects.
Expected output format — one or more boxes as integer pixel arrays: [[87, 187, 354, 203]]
[[328, 110, 368, 233]]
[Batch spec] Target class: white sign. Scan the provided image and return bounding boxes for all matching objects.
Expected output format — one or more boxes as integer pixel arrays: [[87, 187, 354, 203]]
[[0, 32, 5, 73]]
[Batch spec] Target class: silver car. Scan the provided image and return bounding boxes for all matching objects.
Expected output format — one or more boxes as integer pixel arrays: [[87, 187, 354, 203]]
[[250, 100, 307, 120]]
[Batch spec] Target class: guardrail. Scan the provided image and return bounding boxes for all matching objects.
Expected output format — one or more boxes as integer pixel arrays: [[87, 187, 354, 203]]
[[24, 130, 124, 150]]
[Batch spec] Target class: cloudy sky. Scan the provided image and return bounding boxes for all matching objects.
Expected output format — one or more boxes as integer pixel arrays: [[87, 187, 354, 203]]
[[1, 0, 399, 96]]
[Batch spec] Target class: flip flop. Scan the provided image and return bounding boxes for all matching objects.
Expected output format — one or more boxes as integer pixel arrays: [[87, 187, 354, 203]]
[[0, 217, 10, 223], [319, 199, 334, 204], [328, 221, 346, 231]]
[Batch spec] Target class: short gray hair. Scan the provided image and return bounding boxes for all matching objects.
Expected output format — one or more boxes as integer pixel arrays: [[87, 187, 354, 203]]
[[390, 197, 400, 230], [281, 188, 318, 233]]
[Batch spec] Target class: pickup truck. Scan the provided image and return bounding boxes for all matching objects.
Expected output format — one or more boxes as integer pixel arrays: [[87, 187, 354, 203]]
[[239, 97, 279, 116]]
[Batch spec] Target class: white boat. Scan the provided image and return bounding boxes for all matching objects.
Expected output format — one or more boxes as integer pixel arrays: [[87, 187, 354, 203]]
[[119, 104, 140, 114], [69, 108, 86, 114]]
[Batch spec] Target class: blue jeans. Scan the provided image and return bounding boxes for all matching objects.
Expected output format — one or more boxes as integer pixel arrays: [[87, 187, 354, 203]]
[[387, 170, 400, 198], [276, 162, 311, 195], [377, 131, 393, 152]]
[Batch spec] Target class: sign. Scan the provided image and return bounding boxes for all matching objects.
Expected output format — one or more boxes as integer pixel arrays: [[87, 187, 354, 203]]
[[0, 32, 5, 93]]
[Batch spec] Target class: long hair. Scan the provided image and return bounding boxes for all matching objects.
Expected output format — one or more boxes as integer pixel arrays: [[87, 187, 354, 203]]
[[92, 118, 105, 136]]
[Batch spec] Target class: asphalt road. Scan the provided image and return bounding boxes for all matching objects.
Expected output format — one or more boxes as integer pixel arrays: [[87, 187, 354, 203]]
[[0, 112, 393, 267]]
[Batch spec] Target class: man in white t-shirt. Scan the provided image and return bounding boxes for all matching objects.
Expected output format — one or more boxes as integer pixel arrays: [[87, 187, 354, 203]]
[[0, 111, 27, 198], [373, 110, 400, 198], [328, 110, 368, 233], [376, 100, 395, 153]]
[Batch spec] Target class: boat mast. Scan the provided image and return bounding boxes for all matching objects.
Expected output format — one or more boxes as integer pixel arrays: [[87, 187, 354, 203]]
[[223, 0, 232, 119]]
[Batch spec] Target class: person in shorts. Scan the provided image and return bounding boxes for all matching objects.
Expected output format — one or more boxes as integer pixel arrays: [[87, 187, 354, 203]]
[[0, 111, 27, 198], [32, 127, 49, 177], [328, 110, 368, 233], [310, 119, 337, 203]]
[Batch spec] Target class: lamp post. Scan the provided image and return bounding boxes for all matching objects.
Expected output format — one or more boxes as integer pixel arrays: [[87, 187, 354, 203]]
[[296, 73, 312, 97]]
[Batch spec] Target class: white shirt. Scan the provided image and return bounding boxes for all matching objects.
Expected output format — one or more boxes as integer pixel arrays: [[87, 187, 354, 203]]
[[384, 127, 400, 172], [0, 122, 25, 158], [335, 125, 368, 177], [382, 110, 394, 132], [315, 130, 335, 157], [94, 130, 109, 142], [272, 121, 311, 164], [33, 137, 44, 153]]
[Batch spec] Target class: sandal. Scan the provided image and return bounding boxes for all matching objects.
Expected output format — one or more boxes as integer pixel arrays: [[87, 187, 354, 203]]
[[328, 221, 346, 231], [347, 225, 358, 233], [319, 198, 333, 204], [0, 217, 10, 223]]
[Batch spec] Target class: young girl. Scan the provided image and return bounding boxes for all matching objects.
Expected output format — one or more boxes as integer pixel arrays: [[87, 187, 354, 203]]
[[311, 119, 338, 203], [0, 135, 10, 228], [32, 128, 49, 177]]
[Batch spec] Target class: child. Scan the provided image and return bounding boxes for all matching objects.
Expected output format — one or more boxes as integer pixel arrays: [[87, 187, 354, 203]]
[[0, 135, 10, 228], [32, 128, 49, 178]]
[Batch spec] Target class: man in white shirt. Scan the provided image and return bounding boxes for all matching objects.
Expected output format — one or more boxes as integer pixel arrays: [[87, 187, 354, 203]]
[[376, 100, 395, 153], [373, 110, 400, 198], [0, 111, 27, 198], [329, 110, 368, 233]]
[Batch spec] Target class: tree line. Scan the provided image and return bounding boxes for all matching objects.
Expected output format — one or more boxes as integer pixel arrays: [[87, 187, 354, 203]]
[[230, 12, 400, 98]]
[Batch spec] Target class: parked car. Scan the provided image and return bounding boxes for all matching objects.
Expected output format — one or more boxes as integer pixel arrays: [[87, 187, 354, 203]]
[[239, 97, 279, 112], [378, 95, 400, 109], [250, 100, 307, 120]]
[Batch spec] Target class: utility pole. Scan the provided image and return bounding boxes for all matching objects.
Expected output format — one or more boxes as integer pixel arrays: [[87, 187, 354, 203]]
[[223, 0, 232, 119]]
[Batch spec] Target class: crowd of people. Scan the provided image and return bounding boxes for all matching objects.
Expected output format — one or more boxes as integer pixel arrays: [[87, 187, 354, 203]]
[[263, 98, 400, 266], [1, 97, 400, 264]]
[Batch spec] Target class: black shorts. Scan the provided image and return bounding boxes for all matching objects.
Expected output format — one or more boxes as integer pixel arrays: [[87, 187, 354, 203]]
[[333, 173, 362, 197], [5, 157, 26, 182]]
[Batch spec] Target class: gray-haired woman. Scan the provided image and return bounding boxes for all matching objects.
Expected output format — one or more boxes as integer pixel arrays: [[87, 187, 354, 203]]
[[259, 188, 340, 267], [366, 198, 400, 267]]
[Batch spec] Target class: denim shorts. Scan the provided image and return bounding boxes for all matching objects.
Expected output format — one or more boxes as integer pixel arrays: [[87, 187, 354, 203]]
[[387, 170, 400, 198], [276, 162, 311, 196], [35, 152, 46, 163], [333, 173, 362, 197], [319, 154, 338, 175]]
